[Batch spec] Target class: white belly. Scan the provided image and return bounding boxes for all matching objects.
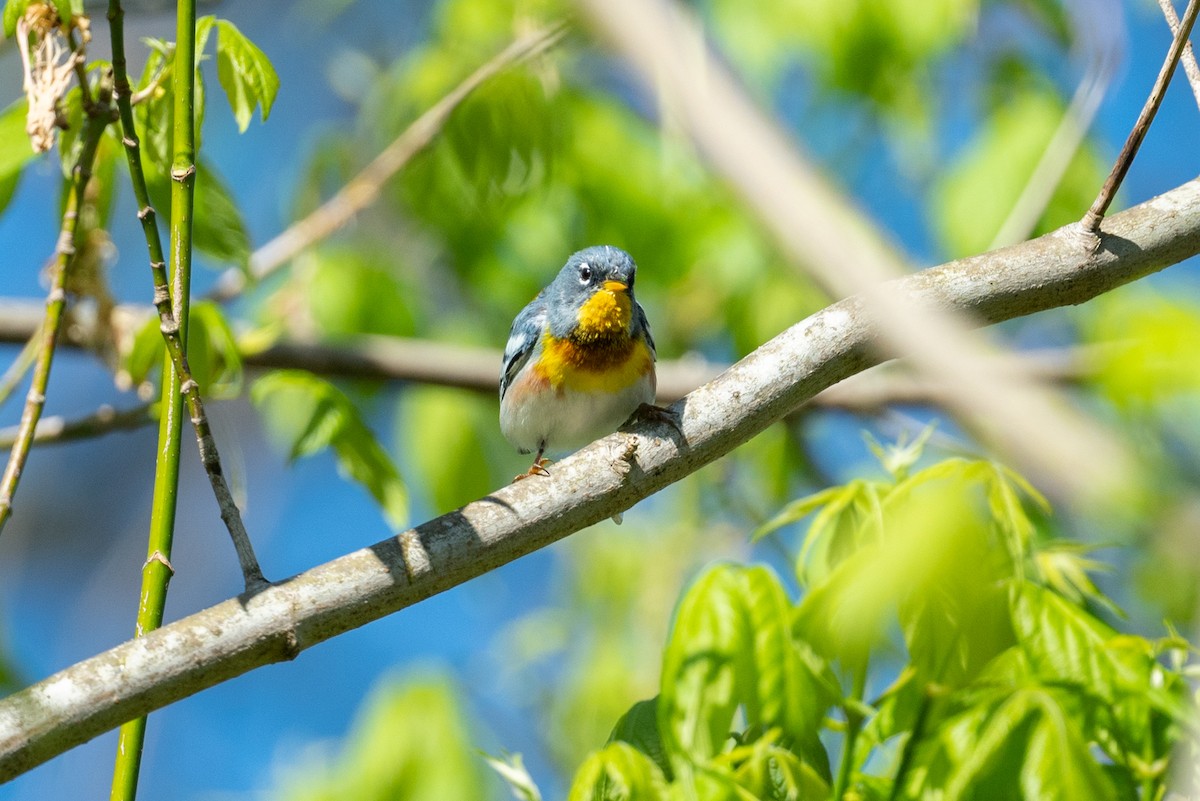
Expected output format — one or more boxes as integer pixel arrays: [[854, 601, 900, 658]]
[[500, 372, 655, 454]]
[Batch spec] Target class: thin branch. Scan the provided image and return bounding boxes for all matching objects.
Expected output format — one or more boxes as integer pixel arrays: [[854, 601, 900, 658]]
[[1157, 0, 1200, 112], [989, 0, 1120, 249], [0, 84, 111, 536], [0, 403, 155, 449], [0, 175, 1198, 780], [208, 21, 569, 304], [0, 330, 41, 409], [106, 0, 264, 593], [580, 0, 1131, 506], [129, 62, 170, 106], [1082, 0, 1200, 233]]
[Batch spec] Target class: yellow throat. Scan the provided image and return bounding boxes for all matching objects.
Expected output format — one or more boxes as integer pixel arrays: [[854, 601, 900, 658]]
[[574, 280, 632, 342]]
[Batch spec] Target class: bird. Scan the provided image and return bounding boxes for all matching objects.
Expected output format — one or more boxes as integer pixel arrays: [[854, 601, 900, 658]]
[[500, 245, 659, 480]]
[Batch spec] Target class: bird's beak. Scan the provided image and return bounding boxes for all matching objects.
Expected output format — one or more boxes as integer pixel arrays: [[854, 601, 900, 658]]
[[603, 280, 628, 293]]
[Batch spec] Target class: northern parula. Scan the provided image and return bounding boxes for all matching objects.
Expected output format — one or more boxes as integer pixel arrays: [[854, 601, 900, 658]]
[[500, 245, 658, 479]]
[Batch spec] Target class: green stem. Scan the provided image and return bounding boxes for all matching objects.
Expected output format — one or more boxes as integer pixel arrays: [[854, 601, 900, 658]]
[[109, 0, 267, 786], [0, 329, 41, 408], [833, 657, 869, 801], [106, 0, 265, 593], [887, 687, 933, 801], [0, 74, 110, 536]]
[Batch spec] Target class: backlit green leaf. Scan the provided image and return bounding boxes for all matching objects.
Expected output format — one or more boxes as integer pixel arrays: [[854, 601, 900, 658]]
[[277, 676, 487, 801], [215, 19, 279, 132], [252, 370, 407, 530], [609, 697, 672, 781], [193, 161, 250, 271], [567, 742, 669, 801], [659, 565, 831, 773], [2, 0, 30, 38], [0, 100, 36, 214]]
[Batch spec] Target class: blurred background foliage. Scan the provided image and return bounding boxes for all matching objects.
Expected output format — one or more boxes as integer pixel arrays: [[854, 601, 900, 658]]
[[1, 0, 1200, 798]]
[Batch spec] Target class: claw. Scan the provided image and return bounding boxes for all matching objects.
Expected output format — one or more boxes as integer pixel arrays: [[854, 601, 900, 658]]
[[513, 455, 552, 482], [631, 402, 682, 436]]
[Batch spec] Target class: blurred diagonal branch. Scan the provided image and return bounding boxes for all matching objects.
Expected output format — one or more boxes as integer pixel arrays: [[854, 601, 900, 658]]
[[2, 175, 1199, 780], [0, 404, 156, 449], [208, 21, 568, 303], [0, 300, 1098, 447], [1083, 0, 1200, 233], [989, 0, 1121, 249], [1157, 0, 1200, 110], [579, 0, 1133, 507]]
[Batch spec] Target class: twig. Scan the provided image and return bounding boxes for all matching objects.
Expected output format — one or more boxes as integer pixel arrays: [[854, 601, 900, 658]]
[[106, 0, 265, 594], [0, 403, 155, 448], [580, 0, 1131, 506], [0, 329, 41, 409], [1158, 0, 1200, 111], [1082, 0, 1200, 234], [0, 82, 111, 537], [1, 174, 1198, 780], [832, 657, 869, 801], [129, 62, 170, 106], [989, 0, 1119, 249], [207, 21, 569, 303], [887, 689, 934, 801]]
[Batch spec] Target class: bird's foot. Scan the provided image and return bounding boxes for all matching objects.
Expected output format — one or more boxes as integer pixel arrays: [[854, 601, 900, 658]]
[[630, 403, 682, 437], [513, 456, 552, 482]]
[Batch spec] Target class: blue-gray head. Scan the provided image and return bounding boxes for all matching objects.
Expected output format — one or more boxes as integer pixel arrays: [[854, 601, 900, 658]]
[[545, 245, 639, 339]]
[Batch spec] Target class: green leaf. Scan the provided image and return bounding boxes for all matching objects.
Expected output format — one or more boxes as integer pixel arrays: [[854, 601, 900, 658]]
[[0, 100, 36, 215], [1083, 291, 1200, 409], [276, 675, 488, 801], [305, 247, 416, 337], [120, 303, 243, 399], [133, 46, 173, 174], [195, 14, 216, 60], [48, 0, 79, 25], [215, 19, 279, 132], [1010, 581, 1149, 703], [608, 698, 672, 782], [252, 370, 408, 530], [658, 566, 744, 763], [143, 159, 250, 270], [404, 385, 497, 511], [791, 479, 889, 586], [186, 301, 244, 398], [912, 689, 1119, 801], [193, 161, 250, 271], [2, 0, 31, 38], [567, 742, 670, 801], [122, 313, 166, 390], [659, 565, 831, 773], [863, 421, 937, 480], [730, 741, 829, 801]]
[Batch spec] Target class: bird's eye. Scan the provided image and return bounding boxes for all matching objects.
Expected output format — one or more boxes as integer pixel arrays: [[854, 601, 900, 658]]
[[579, 264, 592, 284]]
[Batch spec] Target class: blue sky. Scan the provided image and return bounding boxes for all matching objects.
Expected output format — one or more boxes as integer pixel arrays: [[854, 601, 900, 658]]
[[1, 1, 1199, 799]]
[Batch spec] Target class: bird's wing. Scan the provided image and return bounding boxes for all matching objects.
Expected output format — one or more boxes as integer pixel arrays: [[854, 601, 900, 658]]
[[635, 300, 657, 360], [500, 293, 548, 400]]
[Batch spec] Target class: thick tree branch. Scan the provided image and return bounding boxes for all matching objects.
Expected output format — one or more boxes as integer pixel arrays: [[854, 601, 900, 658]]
[[1, 177, 1198, 781]]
